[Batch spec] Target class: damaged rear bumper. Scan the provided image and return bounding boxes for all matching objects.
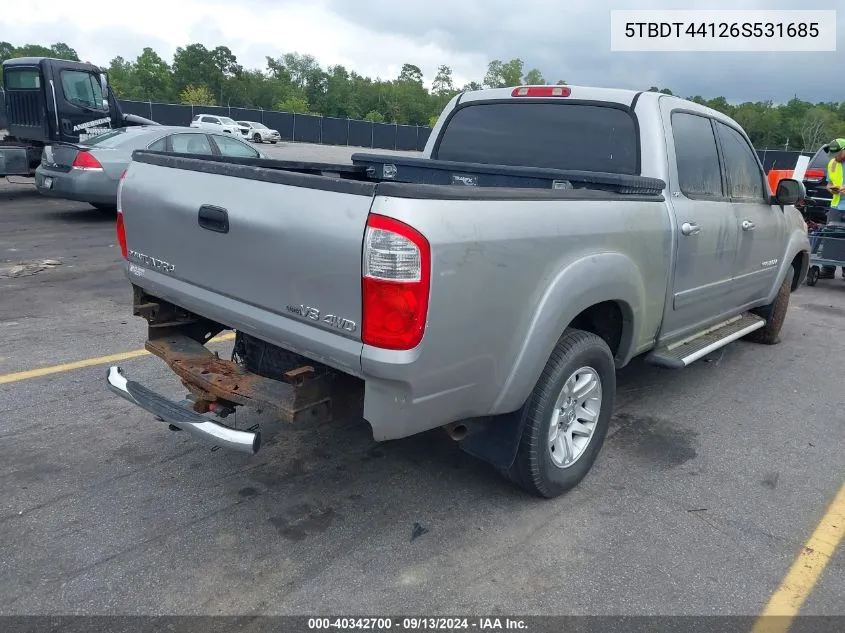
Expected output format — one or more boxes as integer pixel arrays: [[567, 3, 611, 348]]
[[106, 365, 261, 454], [106, 328, 336, 454]]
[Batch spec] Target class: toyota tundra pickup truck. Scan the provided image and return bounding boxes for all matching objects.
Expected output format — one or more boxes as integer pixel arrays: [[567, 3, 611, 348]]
[[107, 85, 811, 499]]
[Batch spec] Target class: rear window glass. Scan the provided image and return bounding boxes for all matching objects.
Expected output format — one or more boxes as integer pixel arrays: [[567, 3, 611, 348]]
[[5, 69, 41, 89], [808, 147, 830, 170], [84, 129, 133, 147], [434, 102, 639, 174]]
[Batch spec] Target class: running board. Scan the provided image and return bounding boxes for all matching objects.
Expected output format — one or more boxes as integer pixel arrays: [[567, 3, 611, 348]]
[[644, 313, 766, 369]]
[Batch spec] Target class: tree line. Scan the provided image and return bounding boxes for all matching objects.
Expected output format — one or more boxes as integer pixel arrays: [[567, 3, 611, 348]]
[[2, 41, 844, 150]]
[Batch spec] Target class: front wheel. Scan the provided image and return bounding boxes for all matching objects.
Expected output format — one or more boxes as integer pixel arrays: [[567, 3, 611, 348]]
[[506, 329, 615, 499], [747, 268, 794, 345], [253, 134, 262, 143]]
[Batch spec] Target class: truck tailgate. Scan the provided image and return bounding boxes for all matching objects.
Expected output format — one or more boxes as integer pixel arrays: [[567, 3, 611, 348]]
[[120, 154, 377, 344]]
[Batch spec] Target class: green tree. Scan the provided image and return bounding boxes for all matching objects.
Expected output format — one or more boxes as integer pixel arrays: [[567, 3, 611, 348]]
[[172, 44, 218, 96], [179, 84, 213, 105], [276, 96, 310, 113], [523, 68, 545, 85], [134, 48, 173, 102], [365, 110, 385, 123], [483, 58, 524, 88]]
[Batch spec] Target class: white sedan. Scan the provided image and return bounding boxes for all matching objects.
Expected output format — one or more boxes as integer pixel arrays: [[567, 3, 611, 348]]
[[237, 121, 281, 144]]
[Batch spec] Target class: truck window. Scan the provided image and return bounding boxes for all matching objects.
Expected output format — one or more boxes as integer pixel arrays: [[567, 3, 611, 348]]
[[714, 121, 766, 201], [434, 102, 639, 175], [211, 134, 260, 158], [808, 147, 830, 171], [61, 70, 107, 111], [170, 133, 213, 155], [671, 112, 724, 199], [5, 68, 41, 89]]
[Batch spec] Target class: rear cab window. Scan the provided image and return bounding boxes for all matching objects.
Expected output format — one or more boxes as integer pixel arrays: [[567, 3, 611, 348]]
[[5, 68, 41, 89], [434, 101, 640, 175]]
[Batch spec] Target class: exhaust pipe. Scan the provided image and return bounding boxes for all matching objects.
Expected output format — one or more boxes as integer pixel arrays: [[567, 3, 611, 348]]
[[443, 422, 469, 441], [106, 366, 260, 454]]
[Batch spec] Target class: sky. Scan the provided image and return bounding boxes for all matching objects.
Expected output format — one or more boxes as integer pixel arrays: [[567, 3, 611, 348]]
[[2, 0, 842, 103]]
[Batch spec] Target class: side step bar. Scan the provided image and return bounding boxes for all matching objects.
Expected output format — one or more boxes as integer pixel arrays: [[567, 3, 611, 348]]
[[644, 312, 766, 369], [107, 366, 260, 454]]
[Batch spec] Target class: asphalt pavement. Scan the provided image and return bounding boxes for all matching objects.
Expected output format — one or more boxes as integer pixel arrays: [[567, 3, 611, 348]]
[[0, 144, 842, 618]]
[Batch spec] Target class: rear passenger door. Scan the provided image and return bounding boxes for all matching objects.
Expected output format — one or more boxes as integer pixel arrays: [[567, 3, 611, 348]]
[[660, 108, 740, 340], [714, 120, 786, 307]]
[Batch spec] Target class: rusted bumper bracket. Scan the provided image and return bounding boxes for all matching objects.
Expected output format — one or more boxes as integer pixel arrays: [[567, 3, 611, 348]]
[[144, 333, 334, 423]]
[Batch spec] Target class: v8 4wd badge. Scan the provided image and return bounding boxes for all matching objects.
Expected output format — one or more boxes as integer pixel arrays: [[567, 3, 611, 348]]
[[286, 304, 357, 333]]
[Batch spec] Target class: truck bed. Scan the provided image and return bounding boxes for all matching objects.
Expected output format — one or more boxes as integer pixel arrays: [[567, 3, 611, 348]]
[[133, 150, 666, 197]]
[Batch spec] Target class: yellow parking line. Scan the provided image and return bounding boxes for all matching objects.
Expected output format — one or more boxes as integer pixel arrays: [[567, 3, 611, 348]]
[[751, 481, 845, 633], [0, 332, 236, 385]]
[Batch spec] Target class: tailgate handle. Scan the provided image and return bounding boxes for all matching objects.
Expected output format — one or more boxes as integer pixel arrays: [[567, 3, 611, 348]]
[[198, 205, 229, 233]]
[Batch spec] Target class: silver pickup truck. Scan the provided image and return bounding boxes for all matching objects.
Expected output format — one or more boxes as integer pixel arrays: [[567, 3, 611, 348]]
[[108, 85, 810, 499]]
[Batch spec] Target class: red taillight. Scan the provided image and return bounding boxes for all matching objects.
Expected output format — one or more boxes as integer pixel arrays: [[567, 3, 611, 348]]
[[71, 150, 103, 170], [804, 169, 825, 181], [362, 214, 431, 350], [511, 86, 571, 98], [116, 170, 127, 258]]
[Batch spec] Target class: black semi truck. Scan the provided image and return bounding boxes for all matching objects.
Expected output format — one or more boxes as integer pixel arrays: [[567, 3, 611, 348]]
[[0, 56, 157, 178]]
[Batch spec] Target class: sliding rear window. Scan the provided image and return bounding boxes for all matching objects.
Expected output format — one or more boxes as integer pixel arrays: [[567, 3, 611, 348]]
[[434, 102, 639, 175]]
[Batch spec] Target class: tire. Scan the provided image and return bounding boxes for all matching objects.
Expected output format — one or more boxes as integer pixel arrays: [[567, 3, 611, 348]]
[[506, 329, 616, 499], [253, 134, 262, 143], [806, 266, 819, 286], [747, 268, 794, 345], [270, 141, 278, 144]]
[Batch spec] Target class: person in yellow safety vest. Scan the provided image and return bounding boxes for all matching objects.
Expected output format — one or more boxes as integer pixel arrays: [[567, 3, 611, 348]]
[[818, 138, 845, 279]]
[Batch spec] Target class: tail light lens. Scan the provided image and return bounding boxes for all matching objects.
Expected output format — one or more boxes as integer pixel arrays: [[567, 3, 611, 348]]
[[116, 170, 128, 259], [362, 214, 431, 350], [71, 150, 103, 170], [804, 169, 825, 181]]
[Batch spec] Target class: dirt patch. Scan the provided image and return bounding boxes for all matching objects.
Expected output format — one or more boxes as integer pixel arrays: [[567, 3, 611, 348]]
[[0, 259, 62, 278], [607, 413, 698, 470]]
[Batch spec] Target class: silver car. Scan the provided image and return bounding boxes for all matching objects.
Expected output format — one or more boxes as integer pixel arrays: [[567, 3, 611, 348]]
[[34, 125, 266, 212]]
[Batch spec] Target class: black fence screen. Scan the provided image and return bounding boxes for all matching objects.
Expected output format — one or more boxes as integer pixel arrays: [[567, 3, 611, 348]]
[[321, 117, 348, 146], [348, 120, 373, 148], [0, 89, 6, 130], [372, 123, 396, 149]]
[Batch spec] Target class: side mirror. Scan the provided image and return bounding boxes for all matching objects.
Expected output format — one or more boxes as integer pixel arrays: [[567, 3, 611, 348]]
[[774, 178, 806, 206]]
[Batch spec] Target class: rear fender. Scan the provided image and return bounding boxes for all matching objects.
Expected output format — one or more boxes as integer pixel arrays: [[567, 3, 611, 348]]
[[490, 252, 645, 415]]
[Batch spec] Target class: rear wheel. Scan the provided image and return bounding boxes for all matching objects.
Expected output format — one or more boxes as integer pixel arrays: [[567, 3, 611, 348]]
[[506, 329, 615, 498], [806, 266, 819, 286], [253, 133, 262, 143]]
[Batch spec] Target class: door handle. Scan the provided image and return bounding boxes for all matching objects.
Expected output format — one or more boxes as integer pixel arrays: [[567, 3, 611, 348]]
[[741, 220, 756, 231], [198, 205, 229, 233], [680, 222, 700, 236]]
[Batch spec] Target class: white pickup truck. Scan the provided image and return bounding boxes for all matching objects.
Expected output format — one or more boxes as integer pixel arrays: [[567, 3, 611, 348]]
[[108, 85, 810, 499]]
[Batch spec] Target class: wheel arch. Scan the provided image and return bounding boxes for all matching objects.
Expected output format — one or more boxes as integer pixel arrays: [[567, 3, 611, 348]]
[[490, 252, 645, 416]]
